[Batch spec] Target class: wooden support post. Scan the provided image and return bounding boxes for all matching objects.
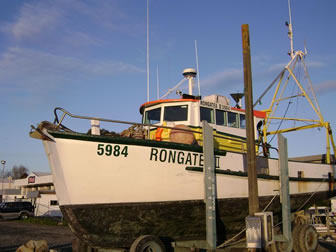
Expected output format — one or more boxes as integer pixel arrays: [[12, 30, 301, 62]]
[[241, 24, 259, 215]]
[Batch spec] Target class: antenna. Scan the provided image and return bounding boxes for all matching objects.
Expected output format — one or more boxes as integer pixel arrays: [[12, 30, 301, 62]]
[[195, 40, 201, 96], [160, 68, 196, 99], [160, 78, 186, 99], [156, 65, 160, 99], [304, 40, 308, 55], [146, 0, 150, 102], [286, 0, 295, 58], [230, 93, 244, 108]]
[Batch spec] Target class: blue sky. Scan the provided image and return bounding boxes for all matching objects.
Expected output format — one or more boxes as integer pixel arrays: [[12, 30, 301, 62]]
[[0, 0, 335, 173]]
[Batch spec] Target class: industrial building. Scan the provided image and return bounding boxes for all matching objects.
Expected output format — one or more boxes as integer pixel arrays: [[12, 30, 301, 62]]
[[1, 172, 61, 217]]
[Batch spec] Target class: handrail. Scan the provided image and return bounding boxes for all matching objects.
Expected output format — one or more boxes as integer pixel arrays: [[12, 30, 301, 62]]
[[54, 107, 143, 128], [53, 107, 205, 136], [52, 107, 276, 154]]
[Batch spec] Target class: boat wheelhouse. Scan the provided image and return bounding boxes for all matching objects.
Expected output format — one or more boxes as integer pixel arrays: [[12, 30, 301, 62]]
[[140, 70, 265, 154]]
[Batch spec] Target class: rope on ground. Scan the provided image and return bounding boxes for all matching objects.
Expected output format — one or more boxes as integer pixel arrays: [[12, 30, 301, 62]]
[[274, 176, 328, 227], [263, 194, 279, 212], [297, 177, 327, 211], [217, 175, 328, 248], [216, 228, 246, 249], [217, 193, 279, 249]]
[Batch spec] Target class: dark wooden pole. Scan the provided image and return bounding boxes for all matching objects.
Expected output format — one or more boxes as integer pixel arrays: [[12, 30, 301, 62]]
[[241, 24, 259, 215]]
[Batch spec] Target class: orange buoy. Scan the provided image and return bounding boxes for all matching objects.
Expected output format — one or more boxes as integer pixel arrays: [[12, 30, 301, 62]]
[[155, 128, 164, 141]]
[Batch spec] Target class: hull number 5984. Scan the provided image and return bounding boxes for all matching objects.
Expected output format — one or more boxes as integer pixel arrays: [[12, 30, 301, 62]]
[[97, 144, 128, 157]]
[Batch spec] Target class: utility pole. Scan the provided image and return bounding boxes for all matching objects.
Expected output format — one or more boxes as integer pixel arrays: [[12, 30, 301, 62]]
[[241, 24, 259, 215], [1, 160, 6, 202]]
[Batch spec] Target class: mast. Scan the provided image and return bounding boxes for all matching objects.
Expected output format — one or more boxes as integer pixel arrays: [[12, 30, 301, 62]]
[[146, 0, 150, 102], [254, 0, 336, 164], [156, 65, 160, 99], [287, 0, 295, 59], [195, 40, 201, 96]]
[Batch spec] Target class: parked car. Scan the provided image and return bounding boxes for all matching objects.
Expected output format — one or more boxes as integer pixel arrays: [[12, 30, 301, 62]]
[[0, 201, 35, 220]]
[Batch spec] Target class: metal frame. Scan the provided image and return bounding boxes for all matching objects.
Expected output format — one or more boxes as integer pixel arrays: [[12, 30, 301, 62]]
[[255, 51, 336, 164]]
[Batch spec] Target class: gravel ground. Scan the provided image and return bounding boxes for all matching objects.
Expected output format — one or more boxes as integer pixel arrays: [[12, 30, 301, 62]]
[[1, 219, 336, 251], [318, 240, 336, 252], [0, 220, 75, 251]]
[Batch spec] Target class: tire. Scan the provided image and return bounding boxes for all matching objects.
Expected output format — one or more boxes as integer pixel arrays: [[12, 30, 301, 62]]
[[19, 212, 29, 220], [275, 240, 292, 252], [298, 224, 318, 252], [130, 235, 166, 252], [292, 224, 304, 252], [72, 237, 91, 252]]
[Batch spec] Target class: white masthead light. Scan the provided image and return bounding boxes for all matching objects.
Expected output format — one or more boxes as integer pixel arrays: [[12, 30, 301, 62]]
[[183, 68, 197, 95]]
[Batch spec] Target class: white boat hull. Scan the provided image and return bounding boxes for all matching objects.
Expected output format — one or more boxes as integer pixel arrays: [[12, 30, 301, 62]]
[[44, 132, 332, 205], [40, 130, 334, 248]]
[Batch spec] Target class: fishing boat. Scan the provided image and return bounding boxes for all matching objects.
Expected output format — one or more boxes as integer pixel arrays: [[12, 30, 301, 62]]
[[29, 10, 336, 251], [30, 64, 336, 249]]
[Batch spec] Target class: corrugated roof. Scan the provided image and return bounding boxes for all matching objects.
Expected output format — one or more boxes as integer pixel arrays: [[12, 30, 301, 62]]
[[0, 178, 14, 183], [2, 189, 21, 195], [27, 191, 40, 198], [31, 172, 51, 177]]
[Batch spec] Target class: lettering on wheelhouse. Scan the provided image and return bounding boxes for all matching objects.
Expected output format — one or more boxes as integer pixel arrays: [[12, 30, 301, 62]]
[[150, 148, 220, 168], [200, 100, 231, 111]]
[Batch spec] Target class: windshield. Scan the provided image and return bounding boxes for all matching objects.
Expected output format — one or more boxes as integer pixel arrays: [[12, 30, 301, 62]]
[[239, 114, 246, 129], [144, 108, 161, 124], [200, 107, 214, 124], [164, 105, 188, 121], [228, 111, 238, 128]]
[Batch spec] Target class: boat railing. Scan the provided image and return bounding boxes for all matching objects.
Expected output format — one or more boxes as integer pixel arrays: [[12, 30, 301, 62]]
[[53, 107, 204, 136], [54, 107, 145, 129], [53, 107, 276, 156]]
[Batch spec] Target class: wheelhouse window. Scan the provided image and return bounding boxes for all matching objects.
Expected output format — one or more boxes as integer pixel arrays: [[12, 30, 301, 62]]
[[228, 111, 238, 128], [239, 114, 246, 129], [200, 107, 214, 124], [164, 105, 188, 121], [144, 108, 161, 124], [50, 200, 59, 206], [216, 109, 227, 126]]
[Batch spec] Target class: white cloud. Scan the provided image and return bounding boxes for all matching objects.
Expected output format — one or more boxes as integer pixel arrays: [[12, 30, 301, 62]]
[[267, 63, 287, 72], [201, 68, 242, 88], [0, 1, 145, 106], [253, 54, 272, 66], [0, 47, 144, 88], [314, 80, 336, 95], [63, 31, 104, 47], [6, 3, 62, 41], [199, 57, 328, 91], [66, 0, 126, 24], [268, 59, 325, 71], [1, 0, 141, 46], [305, 60, 326, 68]]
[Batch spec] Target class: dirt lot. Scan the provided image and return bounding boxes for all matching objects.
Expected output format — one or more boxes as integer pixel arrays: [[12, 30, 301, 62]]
[[1, 219, 336, 252], [0, 220, 75, 251]]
